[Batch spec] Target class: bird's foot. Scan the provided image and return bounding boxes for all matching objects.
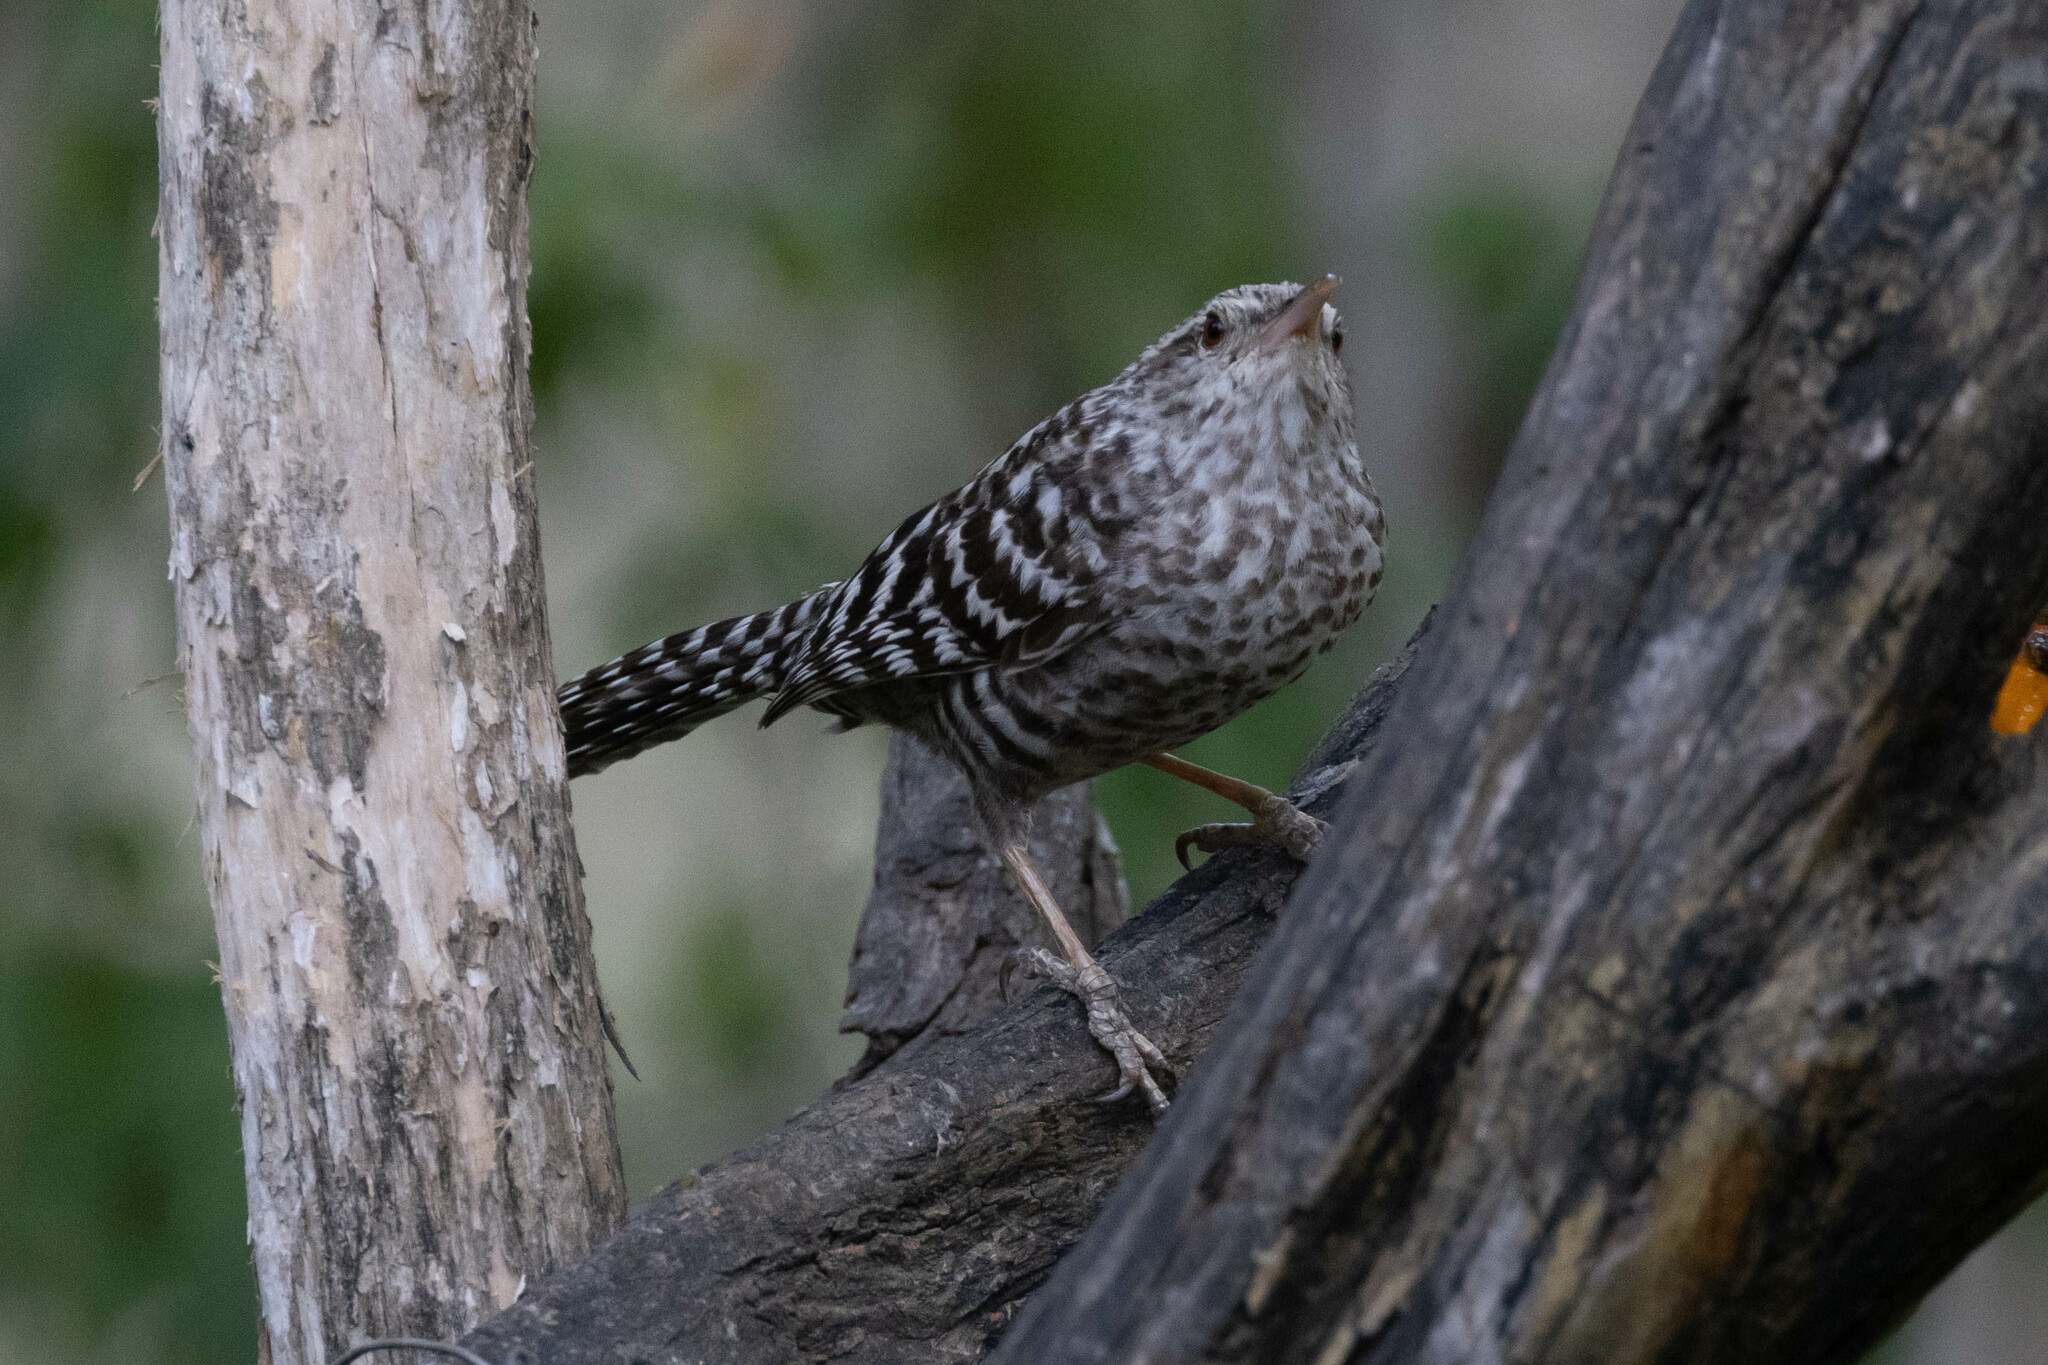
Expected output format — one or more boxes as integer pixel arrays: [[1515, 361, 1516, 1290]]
[[1176, 792, 1327, 869], [1023, 948, 1171, 1117]]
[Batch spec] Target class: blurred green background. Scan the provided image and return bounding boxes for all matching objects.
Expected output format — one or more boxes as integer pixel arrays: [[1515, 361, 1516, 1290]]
[[0, 1, 2030, 1361]]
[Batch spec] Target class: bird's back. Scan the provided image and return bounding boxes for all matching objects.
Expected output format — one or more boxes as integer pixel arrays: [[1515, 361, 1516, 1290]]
[[808, 363, 1384, 812], [558, 278, 1383, 815]]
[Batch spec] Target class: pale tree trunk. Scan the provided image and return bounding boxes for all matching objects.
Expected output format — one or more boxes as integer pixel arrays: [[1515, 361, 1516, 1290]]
[[155, 3, 626, 1363]]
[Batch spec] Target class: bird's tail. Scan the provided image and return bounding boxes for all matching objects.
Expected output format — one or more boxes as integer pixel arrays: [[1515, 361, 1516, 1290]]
[[559, 586, 838, 778]]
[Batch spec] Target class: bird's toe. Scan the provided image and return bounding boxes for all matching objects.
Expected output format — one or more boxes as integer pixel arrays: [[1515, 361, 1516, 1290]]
[[1175, 797, 1326, 869], [1256, 794, 1327, 862], [1025, 951, 1171, 1118]]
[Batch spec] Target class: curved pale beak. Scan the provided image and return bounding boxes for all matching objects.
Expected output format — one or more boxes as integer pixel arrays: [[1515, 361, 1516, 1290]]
[[1258, 274, 1340, 350]]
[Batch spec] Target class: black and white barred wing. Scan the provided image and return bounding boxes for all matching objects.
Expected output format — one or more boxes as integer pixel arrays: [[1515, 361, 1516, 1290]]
[[761, 450, 1108, 726]]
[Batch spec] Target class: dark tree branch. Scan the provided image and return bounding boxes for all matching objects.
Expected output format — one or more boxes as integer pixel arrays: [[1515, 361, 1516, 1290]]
[[841, 733, 1129, 1083], [460, 637, 1423, 1365], [990, 1, 2048, 1362]]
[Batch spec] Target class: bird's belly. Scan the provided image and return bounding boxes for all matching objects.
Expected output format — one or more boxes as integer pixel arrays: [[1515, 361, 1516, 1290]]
[[926, 475, 1384, 805], [984, 548, 1381, 794], [1140, 493, 1382, 698]]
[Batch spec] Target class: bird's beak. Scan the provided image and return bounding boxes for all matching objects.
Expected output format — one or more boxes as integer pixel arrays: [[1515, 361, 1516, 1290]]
[[1259, 274, 1340, 350]]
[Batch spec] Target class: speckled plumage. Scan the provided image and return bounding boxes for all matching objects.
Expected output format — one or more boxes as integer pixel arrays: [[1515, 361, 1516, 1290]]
[[564, 279, 1383, 1113], [565, 281, 1380, 811]]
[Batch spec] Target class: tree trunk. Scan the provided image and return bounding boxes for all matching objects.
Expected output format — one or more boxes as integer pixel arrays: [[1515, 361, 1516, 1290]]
[[993, 1, 2048, 1362], [459, 1, 2048, 1362], [156, 4, 626, 1362]]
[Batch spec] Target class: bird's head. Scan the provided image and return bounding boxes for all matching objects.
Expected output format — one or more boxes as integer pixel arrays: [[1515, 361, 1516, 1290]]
[[1117, 277, 1354, 463]]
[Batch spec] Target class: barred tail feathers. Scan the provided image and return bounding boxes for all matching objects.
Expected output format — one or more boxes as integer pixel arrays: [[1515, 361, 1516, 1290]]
[[559, 588, 837, 777]]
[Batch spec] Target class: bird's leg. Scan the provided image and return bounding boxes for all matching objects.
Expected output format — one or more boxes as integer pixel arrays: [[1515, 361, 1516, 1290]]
[[998, 841, 1170, 1116], [1143, 752, 1328, 869]]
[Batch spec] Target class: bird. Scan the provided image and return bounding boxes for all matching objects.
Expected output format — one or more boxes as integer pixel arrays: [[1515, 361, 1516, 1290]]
[[558, 276, 1384, 1115]]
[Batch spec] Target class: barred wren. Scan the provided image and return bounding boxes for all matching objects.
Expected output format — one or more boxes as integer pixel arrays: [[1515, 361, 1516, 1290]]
[[559, 276, 1384, 1115]]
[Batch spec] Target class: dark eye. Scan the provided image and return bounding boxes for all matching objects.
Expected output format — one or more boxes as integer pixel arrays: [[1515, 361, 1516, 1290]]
[[1330, 327, 1344, 354], [1201, 312, 1225, 348]]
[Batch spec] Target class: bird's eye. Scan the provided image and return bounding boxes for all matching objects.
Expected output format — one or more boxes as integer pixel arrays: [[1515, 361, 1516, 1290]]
[[1330, 327, 1344, 354], [1201, 312, 1225, 348]]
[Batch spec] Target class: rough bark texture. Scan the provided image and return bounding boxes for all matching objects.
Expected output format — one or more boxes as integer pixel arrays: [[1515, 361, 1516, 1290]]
[[460, 637, 1420, 1365], [992, 2, 2048, 1362], [841, 733, 1130, 1082], [156, 4, 626, 1363]]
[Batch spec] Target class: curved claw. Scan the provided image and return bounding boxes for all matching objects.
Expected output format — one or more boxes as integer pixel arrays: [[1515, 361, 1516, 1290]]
[[998, 948, 1037, 1004], [1176, 820, 1261, 869], [1093, 1077, 1136, 1105], [1175, 797, 1329, 869], [1099, 1060, 1170, 1116]]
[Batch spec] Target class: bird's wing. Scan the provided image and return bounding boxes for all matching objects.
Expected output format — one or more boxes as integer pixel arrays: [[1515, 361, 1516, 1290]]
[[761, 409, 1120, 725]]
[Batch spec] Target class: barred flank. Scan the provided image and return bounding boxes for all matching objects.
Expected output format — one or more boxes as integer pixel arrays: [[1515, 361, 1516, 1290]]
[[558, 588, 836, 777]]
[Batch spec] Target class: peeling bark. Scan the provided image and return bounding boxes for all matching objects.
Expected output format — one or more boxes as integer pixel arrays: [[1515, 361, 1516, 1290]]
[[156, 4, 625, 1363]]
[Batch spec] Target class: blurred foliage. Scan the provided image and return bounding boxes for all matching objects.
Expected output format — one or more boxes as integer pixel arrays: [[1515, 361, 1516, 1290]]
[[677, 902, 794, 1083], [0, 0, 159, 621], [0, 953, 250, 1363], [795, 0, 1296, 394], [0, 0, 255, 1359], [1411, 174, 1592, 516], [528, 0, 1303, 658]]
